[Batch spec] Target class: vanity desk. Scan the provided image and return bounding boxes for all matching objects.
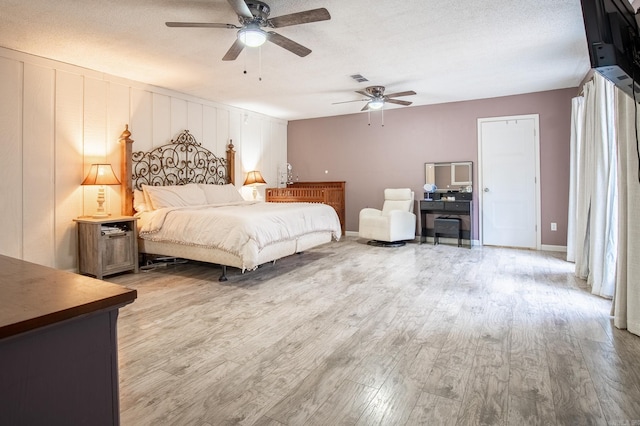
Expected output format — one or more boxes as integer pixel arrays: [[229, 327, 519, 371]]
[[420, 194, 473, 247], [422, 161, 474, 248]]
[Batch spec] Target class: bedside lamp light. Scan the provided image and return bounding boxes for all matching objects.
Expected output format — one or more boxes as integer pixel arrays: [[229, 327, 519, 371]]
[[82, 163, 121, 218], [243, 170, 266, 199]]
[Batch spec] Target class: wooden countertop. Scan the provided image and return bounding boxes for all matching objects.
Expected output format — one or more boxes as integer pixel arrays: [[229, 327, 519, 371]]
[[0, 255, 137, 340]]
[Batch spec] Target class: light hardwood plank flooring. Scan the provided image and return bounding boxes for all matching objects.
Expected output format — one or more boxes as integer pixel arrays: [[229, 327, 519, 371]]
[[108, 237, 640, 425]]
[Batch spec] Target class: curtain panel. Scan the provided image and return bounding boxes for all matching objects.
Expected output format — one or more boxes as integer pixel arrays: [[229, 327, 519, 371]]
[[570, 74, 618, 299], [613, 90, 640, 336]]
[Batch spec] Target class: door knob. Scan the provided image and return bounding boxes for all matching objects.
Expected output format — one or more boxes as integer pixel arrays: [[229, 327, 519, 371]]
[[484, 188, 490, 192]]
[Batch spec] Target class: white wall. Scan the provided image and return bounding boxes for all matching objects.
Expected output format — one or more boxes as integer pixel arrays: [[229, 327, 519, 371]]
[[0, 47, 287, 271]]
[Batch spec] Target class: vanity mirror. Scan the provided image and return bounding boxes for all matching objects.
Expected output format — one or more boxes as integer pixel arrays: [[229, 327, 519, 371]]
[[424, 161, 473, 192]]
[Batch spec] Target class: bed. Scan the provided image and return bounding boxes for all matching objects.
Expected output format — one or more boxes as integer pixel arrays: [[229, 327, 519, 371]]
[[120, 127, 341, 281]]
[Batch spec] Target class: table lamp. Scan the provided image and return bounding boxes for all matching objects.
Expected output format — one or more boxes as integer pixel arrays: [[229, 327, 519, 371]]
[[82, 163, 121, 218], [243, 170, 266, 199]]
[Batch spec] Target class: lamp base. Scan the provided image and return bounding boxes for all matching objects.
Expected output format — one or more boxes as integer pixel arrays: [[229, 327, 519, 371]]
[[94, 186, 109, 218]]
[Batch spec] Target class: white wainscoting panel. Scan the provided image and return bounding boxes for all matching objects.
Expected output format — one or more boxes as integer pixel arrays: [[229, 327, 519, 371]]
[[22, 63, 55, 267], [170, 97, 188, 137], [0, 57, 24, 259], [152, 93, 171, 147], [55, 70, 84, 270], [130, 88, 153, 153], [107, 82, 131, 215], [203, 105, 218, 152], [187, 101, 204, 142], [82, 78, 109, 217]]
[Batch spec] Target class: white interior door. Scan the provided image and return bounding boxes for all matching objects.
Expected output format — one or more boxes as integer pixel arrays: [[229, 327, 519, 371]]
[[478, 115, 540, 249]]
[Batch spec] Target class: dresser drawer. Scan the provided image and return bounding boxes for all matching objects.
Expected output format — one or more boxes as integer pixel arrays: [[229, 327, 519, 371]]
[[420, 200, 444, 210], [445, 201, 470, 212]]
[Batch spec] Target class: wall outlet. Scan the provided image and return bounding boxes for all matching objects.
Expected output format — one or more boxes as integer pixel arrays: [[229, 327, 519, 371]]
[[551, 222, 557, 231]]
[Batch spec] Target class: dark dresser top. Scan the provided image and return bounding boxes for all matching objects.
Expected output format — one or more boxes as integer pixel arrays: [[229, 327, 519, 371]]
[[0, 254, 137, 339]]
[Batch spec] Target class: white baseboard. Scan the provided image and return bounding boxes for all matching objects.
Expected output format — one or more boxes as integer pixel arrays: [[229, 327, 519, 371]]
[[540, 244, 567, 252]]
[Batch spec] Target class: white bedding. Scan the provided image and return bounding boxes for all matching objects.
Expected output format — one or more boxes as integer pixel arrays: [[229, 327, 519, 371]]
[[137, 201, 341, 270]]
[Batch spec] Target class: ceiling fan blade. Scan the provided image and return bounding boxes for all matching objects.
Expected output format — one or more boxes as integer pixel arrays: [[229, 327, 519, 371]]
[[386, 99, 413, 106], [355, 90, 374, 98], [227, 0, 253, 19], [266, 32, 311, 57], [361, 104, 371, 112], [384, 90, 416, 98], [166, 22, 238, 29], [267, 8, 331, 28], [222, 38, 245, 61], [332, 99, 369, 105]]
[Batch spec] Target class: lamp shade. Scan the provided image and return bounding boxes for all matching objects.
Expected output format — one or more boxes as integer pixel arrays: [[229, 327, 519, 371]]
[[81, 164, 121, 186], [238, 25, 267, 47], [368, 99, 384, 110], [243, 170, 267, 186]]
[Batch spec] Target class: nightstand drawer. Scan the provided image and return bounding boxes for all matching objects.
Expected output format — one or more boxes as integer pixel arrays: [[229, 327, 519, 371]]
[[102, 231, 136, 274]]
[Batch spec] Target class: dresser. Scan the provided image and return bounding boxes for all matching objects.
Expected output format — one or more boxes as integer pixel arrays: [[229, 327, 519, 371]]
[[0, 255, 136, 425]]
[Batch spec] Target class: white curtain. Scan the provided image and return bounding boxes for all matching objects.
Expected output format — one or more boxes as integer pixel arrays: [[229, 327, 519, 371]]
[[569, 73, 618, 298], [613, 89, 640, 336], [567, 96, 584, 262]]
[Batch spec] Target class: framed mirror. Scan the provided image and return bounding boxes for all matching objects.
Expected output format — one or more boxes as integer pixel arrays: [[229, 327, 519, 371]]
[[425, 161, 473, 192], [451, 162, 472, 186]]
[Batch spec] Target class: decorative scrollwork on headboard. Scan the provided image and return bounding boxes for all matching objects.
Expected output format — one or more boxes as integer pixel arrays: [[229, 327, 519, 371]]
[[132, 130, 229, 190]]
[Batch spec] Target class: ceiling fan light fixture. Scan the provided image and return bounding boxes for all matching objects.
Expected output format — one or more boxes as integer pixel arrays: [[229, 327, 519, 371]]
[[368, 99, 384, 110], [238, 26, 267, 47]]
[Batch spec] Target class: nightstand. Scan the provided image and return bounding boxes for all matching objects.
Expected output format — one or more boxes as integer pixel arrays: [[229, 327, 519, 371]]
[[74, 216, 139, 279]]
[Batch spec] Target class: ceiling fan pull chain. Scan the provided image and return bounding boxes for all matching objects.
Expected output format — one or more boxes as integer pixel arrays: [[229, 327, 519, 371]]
[[367, 109, 371, 126], [259, 46, 262, 82], [381, 108, 384, 127], [243, 46, 247, 75]]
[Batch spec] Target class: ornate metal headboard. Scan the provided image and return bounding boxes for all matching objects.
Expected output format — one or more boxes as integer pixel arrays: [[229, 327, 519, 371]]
[[131, 130, 231, 190], [120, 126, 236, 215]]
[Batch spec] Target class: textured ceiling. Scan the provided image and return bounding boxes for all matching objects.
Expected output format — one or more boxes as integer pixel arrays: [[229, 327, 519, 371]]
[[0, 0, 591, 120]]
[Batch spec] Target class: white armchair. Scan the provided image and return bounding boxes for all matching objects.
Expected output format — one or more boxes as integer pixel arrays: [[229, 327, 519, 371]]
[[359, 188, 416, 246]]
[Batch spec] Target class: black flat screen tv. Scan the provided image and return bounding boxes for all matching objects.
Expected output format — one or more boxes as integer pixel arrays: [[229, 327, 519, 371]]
[[581, 0, 640, 99]]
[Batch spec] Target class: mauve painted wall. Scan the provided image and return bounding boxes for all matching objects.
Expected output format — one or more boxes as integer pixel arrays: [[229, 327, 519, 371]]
[[287, 88, 576, 247]]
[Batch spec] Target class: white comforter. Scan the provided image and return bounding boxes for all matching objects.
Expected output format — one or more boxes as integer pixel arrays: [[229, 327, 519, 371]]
[[138, 201, 341, 269]]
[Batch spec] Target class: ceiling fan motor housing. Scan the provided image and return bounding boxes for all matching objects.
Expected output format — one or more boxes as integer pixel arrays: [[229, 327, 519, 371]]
[[365, 86, 386, 98], [241, 1, 271, 25]]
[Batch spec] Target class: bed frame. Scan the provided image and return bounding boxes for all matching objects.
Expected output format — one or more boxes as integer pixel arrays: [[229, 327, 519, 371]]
[[118, 126, 334, 281]]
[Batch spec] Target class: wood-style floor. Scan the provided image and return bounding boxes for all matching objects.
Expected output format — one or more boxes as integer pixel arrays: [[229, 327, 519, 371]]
[[109, 237, 640, 425]]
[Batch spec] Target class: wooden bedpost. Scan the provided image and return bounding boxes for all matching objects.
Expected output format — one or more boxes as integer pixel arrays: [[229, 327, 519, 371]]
[[227, 140, 236, 185], [120, 125, 134, 216]]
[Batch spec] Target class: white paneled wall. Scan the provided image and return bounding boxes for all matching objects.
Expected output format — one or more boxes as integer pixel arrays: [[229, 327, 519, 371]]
[[0, 47, 287, 271]]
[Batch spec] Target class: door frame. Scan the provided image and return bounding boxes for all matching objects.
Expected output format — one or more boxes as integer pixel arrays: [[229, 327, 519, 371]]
[[477, 114, 541, 249]]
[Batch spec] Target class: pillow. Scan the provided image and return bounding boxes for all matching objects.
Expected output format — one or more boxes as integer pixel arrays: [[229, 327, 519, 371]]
[[199, 183, 244, 204], [133, 189, 149, 213], [142, 183, 207, 209]]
